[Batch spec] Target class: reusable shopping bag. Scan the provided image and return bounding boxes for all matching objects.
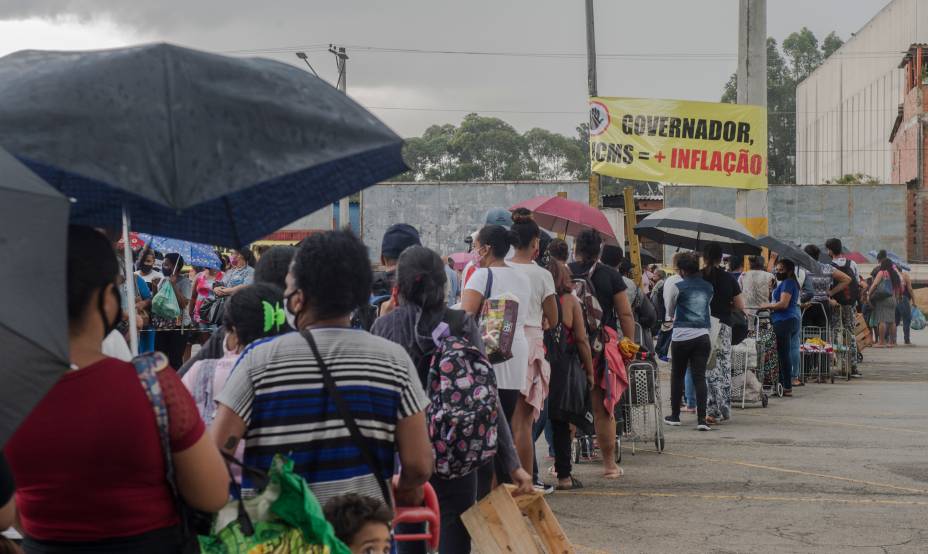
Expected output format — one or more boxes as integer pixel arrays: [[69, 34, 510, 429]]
[[199, 455, 351, 554], [478, 269, 519, 364], [544, 296, 593, 430], [152, 282, 182, 320], [911, 306, 927, 331]]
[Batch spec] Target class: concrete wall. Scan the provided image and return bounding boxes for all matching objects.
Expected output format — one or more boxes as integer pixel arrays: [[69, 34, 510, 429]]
[[795, 0, 928, 184], [361, 181, 589, 260], [663, 184, 907, 257]]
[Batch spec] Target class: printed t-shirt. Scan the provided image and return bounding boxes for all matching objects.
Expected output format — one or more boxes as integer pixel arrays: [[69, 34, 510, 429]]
[[464, 266, 531, 390], [217, 329, 428, 505]]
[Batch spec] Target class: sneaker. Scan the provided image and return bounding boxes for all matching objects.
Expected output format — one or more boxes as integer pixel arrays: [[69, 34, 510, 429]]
[[851, 372, 863, 378], [533, 481, 555, 495], [658, 355, 669, 362], [696, 423, 712, 431], [664, 416, 682, 426]]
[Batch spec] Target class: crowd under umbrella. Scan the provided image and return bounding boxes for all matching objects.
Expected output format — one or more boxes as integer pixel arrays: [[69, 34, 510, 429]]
[[510, 195, 620, 245], [121, 233, 223, 270], [0, 148, 70, 447], [754, 235, 820, 273], [0, 42, 407, 353], [634, 207, 761, 257]]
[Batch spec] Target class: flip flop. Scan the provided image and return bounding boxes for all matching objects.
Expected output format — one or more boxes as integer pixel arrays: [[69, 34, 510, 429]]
[[555, 476, 584, 490], [603, 467, 624, 479]]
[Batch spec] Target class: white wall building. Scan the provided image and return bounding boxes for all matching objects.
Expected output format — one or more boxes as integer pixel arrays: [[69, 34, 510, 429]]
[[796, 0, 928, 184]]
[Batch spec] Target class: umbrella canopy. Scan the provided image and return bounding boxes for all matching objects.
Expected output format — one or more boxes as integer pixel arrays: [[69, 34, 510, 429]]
[[449, 252, 472, 271], [637, 247, 658, 266], [510, 196, 618, 244], [0, 148, 70, 447], [116, 232, 148, 252], [755, 236, 820, 272], [0, 43, 406, 247], [135, 234, 222, 270], [634, 207, 760, 257], [868, 250, 910, 271], [843, 251, 870, 264]]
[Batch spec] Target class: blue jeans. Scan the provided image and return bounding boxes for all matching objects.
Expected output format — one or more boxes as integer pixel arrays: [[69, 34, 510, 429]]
[[789, 322, 801, 380], [774, 318, 800, 390], [656, 329, 672, 358], [684, 367, 696, 408]]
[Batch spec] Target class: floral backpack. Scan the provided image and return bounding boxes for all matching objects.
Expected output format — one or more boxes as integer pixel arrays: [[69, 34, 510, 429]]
[[422, 316, 500, 479]]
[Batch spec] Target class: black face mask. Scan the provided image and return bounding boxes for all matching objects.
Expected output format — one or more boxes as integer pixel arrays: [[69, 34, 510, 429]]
[[98, 283, 123, 336], [139, 263, 153, 273], [775, 272, 788, 282]]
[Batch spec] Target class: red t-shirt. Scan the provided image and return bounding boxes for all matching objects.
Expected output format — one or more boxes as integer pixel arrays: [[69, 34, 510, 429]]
[[5, 357, 205, 542]]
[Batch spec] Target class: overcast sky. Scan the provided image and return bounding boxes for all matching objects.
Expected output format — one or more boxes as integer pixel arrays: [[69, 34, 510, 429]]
[[0, 0, 891, 137]]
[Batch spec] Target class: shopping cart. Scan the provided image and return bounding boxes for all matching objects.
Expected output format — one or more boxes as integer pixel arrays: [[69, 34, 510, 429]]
[[730, 308, 774, 408], [831, 321, 855, 381], [621, 352, 665, 453], [801, 303, 833, 384]]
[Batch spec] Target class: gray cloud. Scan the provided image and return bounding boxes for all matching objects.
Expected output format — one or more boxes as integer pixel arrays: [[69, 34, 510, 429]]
[[0, 0, 890, 137]]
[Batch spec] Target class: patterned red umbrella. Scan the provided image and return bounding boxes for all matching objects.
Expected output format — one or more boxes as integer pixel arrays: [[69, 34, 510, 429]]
[[844, 251, 870, 264], [116, 232, 147, 251], [510, 196, 618, 244]]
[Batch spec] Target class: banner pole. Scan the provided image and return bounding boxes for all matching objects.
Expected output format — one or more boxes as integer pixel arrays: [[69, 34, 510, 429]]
[[624, 186, 642, 285]]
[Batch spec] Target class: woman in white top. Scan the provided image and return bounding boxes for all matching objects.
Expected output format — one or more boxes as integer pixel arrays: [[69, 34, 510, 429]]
[[462, 224, 535, 477], [507, 209, 558, 422], [739, 255, 776, 324]]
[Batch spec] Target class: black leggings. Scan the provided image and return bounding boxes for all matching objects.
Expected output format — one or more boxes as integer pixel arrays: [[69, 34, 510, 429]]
[[550, 418, 572, 480], [155, 330, 187, 370], [670, 335, 710, 423]]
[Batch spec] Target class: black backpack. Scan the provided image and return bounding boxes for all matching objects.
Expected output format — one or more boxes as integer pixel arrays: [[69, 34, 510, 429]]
[[830, 260, 860, 306]]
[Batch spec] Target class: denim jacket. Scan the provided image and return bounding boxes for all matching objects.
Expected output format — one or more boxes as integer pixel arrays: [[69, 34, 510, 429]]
[[673, 276, 714, 329]]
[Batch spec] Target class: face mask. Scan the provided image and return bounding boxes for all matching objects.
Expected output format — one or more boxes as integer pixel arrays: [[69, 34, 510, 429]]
[[98, 283, 123, 336], [775, 272, 788, 281], [139, 263, 153, 273], [284, 291, 299, 330]]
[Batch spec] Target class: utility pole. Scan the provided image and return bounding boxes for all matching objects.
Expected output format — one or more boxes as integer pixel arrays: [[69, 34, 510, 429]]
[[584, 0, 601, 210], [735, 0, 768, 243], [330, 44, 351, 232]]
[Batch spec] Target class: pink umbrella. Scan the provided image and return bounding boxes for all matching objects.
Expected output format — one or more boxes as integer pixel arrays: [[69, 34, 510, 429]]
[[510, 195, 618, 244], [449, 252, 472, 271]]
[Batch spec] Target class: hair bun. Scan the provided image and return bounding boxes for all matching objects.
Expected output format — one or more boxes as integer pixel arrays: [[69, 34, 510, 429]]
[[511, 208, 533, 225]]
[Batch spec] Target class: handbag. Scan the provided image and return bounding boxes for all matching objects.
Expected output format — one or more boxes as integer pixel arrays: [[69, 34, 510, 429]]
[[544, 297, 593, 431], [198, 295, 228, 326], [870, 273, 893, 303], [300, 329, 393, 507], [477, 269, 518, 364], [730, 310, 749, 346]]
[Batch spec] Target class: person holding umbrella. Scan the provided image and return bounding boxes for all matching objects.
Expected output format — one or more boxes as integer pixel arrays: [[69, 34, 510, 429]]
[[701, 243, 745, 424], [5, 226, 229, 552]]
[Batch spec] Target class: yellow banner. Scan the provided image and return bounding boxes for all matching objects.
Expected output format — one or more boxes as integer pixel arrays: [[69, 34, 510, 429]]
[[589, 97, 768, 190]]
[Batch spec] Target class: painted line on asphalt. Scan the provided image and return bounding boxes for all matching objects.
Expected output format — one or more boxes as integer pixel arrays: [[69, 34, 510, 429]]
[[641, 450, 928, 495], [739, 411, 928, 436], [567, 489, 928, 506]]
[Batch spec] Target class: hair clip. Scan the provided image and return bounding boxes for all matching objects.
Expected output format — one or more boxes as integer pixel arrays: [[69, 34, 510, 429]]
[[262, 300, 286, 333]]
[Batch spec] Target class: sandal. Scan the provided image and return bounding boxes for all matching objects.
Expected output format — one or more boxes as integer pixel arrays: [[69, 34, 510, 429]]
[[555, 476, 584, 490], [603, 467, 624, 479], [705, 415, 718, 425]]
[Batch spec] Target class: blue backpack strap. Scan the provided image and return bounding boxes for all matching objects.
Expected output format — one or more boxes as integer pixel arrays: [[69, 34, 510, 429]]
[[131, 352, 182, 502]]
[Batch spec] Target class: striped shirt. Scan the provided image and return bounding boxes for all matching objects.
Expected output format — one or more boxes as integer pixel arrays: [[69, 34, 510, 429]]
[[217, 328, 429, 505]]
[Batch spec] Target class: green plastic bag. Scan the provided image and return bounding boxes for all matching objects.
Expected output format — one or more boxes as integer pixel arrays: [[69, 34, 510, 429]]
[[151, 282, 182, 320], [199, 455, 351, 554]]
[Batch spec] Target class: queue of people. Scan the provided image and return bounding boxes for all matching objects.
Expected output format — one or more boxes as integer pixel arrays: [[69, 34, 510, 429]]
[[1, 213, 918, 554]]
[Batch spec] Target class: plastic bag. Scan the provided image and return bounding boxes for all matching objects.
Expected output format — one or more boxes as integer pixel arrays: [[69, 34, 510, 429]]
[[199, 455, 351, 554], [912, 306, 927, 331], [151, 282, 181, 320]]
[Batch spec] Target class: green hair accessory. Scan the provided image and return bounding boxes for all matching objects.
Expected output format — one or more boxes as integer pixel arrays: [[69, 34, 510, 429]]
[[262, 300, 286, 333]]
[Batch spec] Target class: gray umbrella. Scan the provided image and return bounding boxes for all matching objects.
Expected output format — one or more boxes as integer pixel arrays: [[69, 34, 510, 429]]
[[755, 236, 820, 272], [0, 43, 406, 247], [634, 207, 761, 257], [0, 148, 70, 447]]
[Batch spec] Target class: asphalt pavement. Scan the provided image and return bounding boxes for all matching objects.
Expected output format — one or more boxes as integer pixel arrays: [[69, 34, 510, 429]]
[[540, 329, 928, 553]]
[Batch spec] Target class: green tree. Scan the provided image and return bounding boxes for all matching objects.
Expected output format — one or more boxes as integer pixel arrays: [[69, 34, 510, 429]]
[[782, 27, 823, 82], [448, 114, 528, 180], [721, 30, 841, 184], [826, 173, 879, 184], [822, 31, 844, 59], [565, 122, 591, 180], [523, 127, 583, 180]]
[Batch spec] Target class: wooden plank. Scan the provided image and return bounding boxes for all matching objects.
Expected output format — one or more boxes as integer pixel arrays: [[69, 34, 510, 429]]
[[520, 496, 575, 554], [462, 485, 539, 554]]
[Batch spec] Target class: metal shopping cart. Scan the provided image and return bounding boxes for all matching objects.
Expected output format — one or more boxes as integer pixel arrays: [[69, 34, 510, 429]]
[[621, 353, 666, 453], [730, 308, 776, 408], [801, 302, 833, 384], [831, 318, 855, 381]]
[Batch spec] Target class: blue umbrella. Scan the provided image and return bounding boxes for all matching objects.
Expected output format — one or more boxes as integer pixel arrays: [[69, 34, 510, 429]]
[[0, 43, 407, 247], [867, 250, 910, 271], [137, 234, 222, 270]]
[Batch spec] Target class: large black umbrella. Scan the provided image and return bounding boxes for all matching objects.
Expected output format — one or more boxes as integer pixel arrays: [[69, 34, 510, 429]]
[[0, 148, 70, 447], [0, 43, 407, 247], [755, 236, 820, 272], [634, 207, 761, 257]]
